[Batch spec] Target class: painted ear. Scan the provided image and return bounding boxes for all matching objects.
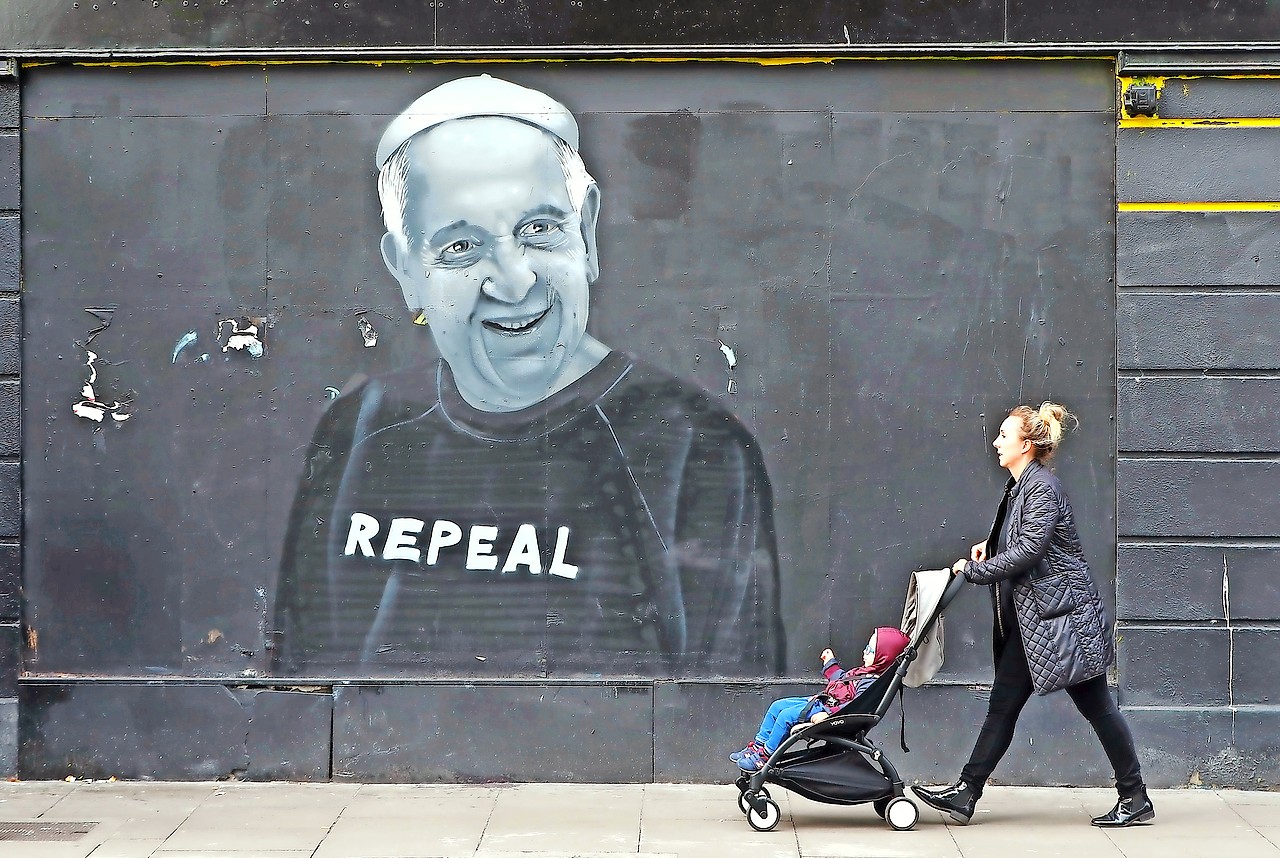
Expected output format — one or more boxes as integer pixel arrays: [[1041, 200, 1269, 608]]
[[579, 183, 601, 282], [381, 232, 420, 309]]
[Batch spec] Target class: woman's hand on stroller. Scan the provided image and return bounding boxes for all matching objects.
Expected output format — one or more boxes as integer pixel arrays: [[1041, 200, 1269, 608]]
[[951, 558, 969, 575]]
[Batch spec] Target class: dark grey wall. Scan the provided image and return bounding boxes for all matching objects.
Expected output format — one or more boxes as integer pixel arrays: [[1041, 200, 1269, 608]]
[[18, 60, 1116, 685], [14, 59, 1131, 783], [11, 57, 1280, 790], [2, 1, 1280, 52], [1116, 73, 1280, 788], [0, 61, 18, 777]]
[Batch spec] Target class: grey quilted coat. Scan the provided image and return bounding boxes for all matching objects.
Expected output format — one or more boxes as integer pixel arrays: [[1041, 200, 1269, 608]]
[[962, 459, 1114, 695]]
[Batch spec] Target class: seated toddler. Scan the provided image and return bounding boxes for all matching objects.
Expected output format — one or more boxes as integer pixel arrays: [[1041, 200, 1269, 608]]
[[732, 626, 910, 772]]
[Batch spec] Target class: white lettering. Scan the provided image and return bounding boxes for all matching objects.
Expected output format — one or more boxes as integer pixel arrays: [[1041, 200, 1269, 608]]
[[502, 523, 542, 574], [382, 517, 424, 562], [467, 525, 500, 571], [549, 526, 579, 579], [343, 512, 380, 557], [342, 515, 579, 580], [424, 519, 463, 565]]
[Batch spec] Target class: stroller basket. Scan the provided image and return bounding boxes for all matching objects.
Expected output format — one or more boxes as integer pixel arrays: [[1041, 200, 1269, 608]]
[[735, 570, 966, 832]]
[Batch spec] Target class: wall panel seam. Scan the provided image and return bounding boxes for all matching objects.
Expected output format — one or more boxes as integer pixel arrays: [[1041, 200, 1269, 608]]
[[1119, 621, 1280, 630], [1119, 538, 1280, 546], [1118, 370, 1280, 378], [1119, 452, 1280, 460], [1117, 287, 1280, 294], [1121, 704, 1280, 712]]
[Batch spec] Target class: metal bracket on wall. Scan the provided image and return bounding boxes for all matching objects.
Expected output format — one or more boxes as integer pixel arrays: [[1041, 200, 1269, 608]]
[[0, 59, 14, 78], [1122, 83, 1159, 117]]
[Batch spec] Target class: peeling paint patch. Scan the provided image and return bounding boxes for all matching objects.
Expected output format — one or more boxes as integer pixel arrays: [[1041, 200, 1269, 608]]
[[73, 308, 134, 424], [716, 339, 737, 369], [256, 586, 270, 652], [717, 339, 738, 394], [1223, 551, 1236, 744], [218, 317, 266, 358], [357, 314, 378, 348], [171, 330, 199, 363]]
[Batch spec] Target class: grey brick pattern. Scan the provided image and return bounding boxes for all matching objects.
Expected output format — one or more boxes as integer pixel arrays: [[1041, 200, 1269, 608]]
[[0, 67, 16, 778], [1116, 71, 1280, 787]]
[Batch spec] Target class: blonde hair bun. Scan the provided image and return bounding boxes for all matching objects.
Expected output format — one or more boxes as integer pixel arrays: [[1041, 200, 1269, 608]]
[[1037, 401, 1075, 445], [1009, 401, 1077, 460]]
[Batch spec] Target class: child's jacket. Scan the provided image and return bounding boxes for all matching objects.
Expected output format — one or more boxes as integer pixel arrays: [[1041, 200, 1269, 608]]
[[816, 626, 911, 713]]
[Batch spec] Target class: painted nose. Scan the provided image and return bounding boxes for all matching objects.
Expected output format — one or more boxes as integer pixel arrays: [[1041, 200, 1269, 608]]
[[481, 240, 537, 304]]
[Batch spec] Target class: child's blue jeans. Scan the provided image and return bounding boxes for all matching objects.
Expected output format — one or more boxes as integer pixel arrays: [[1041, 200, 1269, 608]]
[[754, 695, 819, 753]]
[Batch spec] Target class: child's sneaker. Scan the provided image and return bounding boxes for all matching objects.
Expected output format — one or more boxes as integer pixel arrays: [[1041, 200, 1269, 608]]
[[729, 741, 763, 763], [736, 748, 766, 772]]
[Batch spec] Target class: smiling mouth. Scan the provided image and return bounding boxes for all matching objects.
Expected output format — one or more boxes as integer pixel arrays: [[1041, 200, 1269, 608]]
[[482, 306, 551, 336]]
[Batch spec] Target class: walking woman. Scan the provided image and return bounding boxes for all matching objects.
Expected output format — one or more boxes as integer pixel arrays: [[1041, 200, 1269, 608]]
[[914, 402, 1154, 827]]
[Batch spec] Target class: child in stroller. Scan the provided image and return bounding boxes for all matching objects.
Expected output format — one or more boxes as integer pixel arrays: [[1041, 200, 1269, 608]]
[[733, 569, 965, 832], [732, 627, 911, 772]]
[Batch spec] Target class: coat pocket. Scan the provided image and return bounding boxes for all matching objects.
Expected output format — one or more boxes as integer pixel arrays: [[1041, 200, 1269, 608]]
[[1030, 571, 1077, 620]]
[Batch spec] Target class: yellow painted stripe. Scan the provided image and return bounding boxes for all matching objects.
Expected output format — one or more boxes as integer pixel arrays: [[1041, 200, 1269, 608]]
[[1119, 73, 1280, 87], [22, 54, 1103, 70], [1119, 201, 1280, 212], [1117, 75, 1280, 122], [1120, 116, 1280, 129]]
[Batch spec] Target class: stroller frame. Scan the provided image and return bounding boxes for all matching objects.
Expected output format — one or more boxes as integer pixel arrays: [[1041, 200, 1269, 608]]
[[734, 572, 966, 832]]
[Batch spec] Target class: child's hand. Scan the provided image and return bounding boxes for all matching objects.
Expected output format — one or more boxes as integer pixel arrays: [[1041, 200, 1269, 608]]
[[820, 648, 834, 662], [809, 711, 830, 724]]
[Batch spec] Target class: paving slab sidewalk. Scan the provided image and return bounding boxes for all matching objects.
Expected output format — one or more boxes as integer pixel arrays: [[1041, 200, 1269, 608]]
[[0, 781, 1276, 858]]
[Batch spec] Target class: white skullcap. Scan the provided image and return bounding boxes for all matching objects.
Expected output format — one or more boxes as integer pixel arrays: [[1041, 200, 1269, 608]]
[[375, 74, 579, 168]]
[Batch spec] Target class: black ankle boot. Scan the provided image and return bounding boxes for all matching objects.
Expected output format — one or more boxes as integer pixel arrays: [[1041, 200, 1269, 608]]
[[912, 781, 978, 824], [1091, 790, 1155, 827]]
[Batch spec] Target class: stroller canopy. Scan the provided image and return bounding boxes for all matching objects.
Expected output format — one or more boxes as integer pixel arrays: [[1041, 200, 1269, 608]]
[[900, 568, 958, 688]]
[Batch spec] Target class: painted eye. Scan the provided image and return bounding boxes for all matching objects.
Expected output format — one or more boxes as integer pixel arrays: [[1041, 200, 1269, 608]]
[[430, 236, 484, 269], [444, 239, 476, 254], [518, 219, 561, 239]]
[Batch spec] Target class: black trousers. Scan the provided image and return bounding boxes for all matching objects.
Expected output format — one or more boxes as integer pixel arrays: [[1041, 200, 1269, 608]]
[[960, 626, 1145, 798]]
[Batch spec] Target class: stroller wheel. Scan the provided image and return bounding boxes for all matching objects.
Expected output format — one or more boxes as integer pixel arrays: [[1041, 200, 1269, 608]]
[[746, 796, 781, 832], [885, 796, 920, 831], [873, 796, 892, 819], [737, 786, 770, 815]]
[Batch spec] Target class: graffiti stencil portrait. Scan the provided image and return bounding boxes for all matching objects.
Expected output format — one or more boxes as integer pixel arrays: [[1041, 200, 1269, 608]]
[[273, 75, 785, 677], [22, 62, 1115, 712]]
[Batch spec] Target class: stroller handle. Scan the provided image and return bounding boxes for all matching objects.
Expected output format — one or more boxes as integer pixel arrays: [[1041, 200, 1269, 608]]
[[937, 571, 967, 612]]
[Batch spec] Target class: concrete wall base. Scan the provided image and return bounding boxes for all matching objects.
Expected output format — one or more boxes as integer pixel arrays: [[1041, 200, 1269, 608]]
[[18, 681, 1280, 787]]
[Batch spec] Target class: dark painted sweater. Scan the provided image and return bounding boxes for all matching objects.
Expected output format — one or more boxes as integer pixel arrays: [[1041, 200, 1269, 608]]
[[274, 352, 784, 678]]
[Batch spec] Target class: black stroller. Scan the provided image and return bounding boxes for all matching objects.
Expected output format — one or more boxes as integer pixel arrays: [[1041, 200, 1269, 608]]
[[734, 571, 966, 832]]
